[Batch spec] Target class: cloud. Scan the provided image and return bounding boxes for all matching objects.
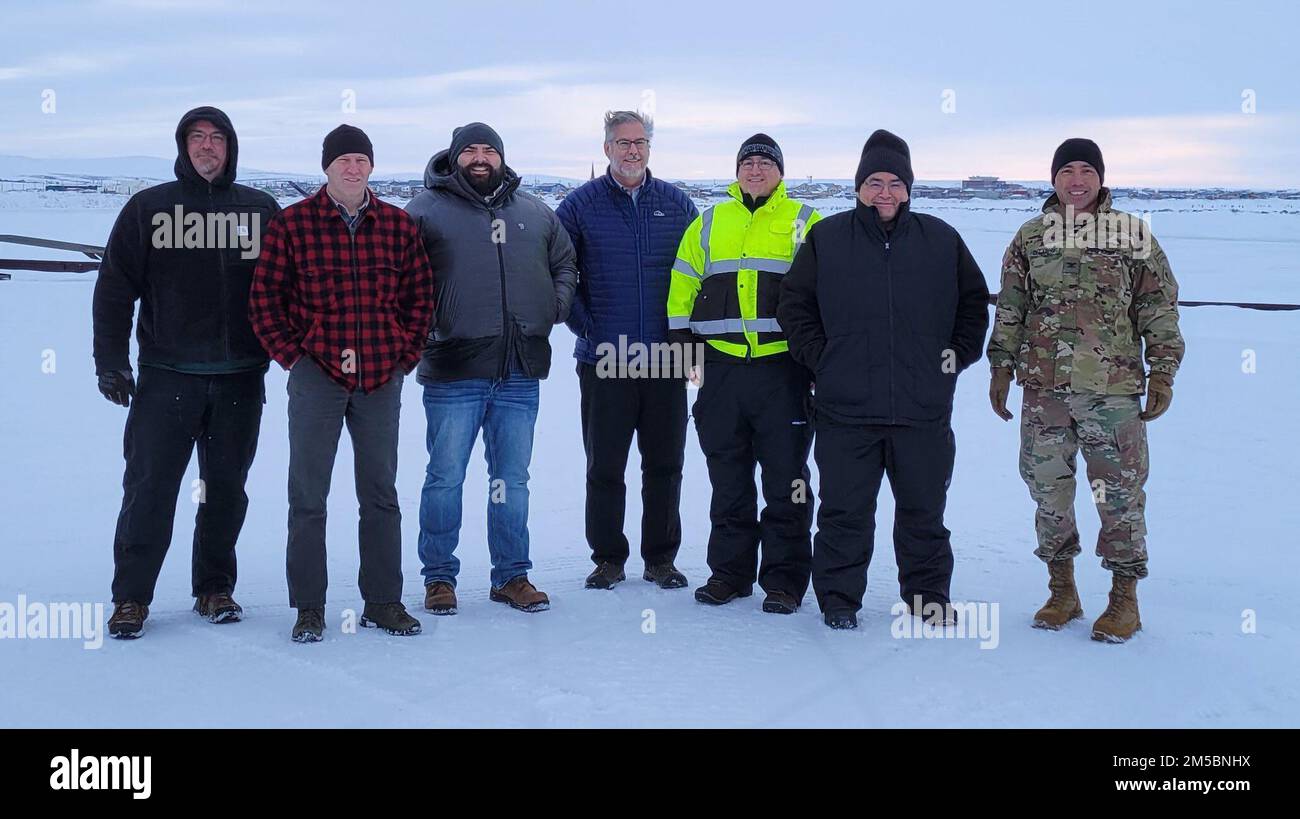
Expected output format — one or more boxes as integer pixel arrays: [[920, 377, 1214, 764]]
[[0, 35, 309, 85], [0, 53, 123, 82], [910, 113, 1294, 187]]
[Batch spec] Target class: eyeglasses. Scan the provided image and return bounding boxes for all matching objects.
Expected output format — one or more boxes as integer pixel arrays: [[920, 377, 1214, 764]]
[[739, 158, 776, 171], [863, 180, 908, 194], [187, 131, 226, 146], [611, 138, 650, 152]]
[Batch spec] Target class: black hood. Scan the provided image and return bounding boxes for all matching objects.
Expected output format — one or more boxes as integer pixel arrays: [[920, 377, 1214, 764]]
[[174, 106, 238, 188], [423, 148, 520, 208]]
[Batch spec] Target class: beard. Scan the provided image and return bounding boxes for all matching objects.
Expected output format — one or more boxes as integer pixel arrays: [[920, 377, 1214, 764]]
[[459, 162, 504, 196], [612, 159, 646, 184], [191, 152, 222, 177]]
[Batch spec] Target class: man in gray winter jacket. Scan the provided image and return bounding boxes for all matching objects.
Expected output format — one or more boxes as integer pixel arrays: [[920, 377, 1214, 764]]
[[405, 122, 577, 616]]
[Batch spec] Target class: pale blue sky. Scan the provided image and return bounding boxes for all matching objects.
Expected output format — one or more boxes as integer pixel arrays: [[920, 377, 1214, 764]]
[[1, 0, 1296, 185]]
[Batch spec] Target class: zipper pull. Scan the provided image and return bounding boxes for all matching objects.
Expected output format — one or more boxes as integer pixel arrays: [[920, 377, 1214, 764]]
[[884, 241, 890, 250]]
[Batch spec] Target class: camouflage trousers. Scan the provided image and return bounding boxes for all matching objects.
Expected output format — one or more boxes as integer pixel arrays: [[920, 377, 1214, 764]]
[[1019, 388, 1149, 578]]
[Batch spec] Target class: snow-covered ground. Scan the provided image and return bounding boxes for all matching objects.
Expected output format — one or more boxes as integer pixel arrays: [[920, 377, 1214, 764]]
[[1, 199, 1296, 728]]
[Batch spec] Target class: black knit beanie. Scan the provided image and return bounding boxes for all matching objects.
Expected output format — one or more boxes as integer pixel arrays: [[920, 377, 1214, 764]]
[[1051, 137, 1105, 184], [321, 124, 374, 171], [854, 129, 913, 192]]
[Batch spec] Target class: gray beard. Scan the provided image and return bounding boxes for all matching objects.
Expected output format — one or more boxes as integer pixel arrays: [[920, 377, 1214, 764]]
[[612, 162, 646, 186]]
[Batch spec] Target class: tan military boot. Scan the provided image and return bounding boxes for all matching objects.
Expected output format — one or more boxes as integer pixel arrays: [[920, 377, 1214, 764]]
[[1091, 574, 1142, 643], [1032, 560, 1084, 630]]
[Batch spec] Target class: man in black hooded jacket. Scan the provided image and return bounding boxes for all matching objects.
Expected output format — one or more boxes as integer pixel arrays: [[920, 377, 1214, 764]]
[[778, 130, 990, 630], [92, 106, 280, 638]]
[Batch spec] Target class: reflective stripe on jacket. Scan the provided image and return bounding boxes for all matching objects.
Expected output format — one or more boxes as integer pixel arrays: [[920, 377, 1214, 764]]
[[667, 180, 820, 359]]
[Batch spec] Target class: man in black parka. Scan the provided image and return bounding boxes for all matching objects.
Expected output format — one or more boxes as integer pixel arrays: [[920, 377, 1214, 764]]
[[93, 106, 281, 638], [777, 130, 990, 630]]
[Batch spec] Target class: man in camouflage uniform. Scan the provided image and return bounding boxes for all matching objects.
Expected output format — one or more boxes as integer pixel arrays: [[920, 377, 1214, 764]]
[[987, 138, 1184, 643]]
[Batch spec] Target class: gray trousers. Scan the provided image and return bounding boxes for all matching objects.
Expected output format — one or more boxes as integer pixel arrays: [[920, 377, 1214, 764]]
[[286, 356, 405, 609]]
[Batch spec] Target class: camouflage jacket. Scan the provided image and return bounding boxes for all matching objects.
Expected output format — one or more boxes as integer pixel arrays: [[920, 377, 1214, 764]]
[[987, 189, 1184, 394]]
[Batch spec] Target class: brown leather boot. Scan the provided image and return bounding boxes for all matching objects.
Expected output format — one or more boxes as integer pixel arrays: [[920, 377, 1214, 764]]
[[194, 591, 243, 623], [489, 576, 550, 613], [1032, 560, 1083, 630], [1091, 574, 1142, 643], [424, 582, 458, 615], [108, 601, 149, 639]]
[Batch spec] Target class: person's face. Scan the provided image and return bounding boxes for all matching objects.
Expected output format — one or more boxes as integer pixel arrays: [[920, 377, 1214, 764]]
[[737, 155, 780, 198], [858, 172, 909, 221], [457, 144, 503, 184], [185, 119, 227, 183], [603, 121, 650, 185], [1053, 161, 1102, 212], [325, 153, 372, 200]]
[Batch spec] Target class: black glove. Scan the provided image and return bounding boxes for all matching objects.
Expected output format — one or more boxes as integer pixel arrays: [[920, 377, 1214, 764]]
[[98, 369, 135, 407]]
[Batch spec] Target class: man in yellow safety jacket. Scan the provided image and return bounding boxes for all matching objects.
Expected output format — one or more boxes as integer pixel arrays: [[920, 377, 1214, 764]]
[[666, 133, 822, 614]]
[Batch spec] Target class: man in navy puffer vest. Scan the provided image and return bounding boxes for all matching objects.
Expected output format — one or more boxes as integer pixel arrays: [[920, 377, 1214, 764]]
[[555, 110, 699, 591]]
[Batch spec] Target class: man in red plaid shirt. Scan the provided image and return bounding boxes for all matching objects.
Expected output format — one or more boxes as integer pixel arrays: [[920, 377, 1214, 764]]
[[249, 124, 434, 643]]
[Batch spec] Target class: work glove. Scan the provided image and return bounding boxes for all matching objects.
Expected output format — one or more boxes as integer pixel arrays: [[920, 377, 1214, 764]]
[[98, 369, 135, 407], [989, 367, 1013, 421], [1140, 372, 1174, 421]]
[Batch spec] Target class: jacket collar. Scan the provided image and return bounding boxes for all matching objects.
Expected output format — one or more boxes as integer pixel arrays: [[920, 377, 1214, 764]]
[[424, 148, 522, 209], [727, 179, 788, 210], [854, 198, 913, 241], [313, 184, 378, 224], [602, 166, 655, 199], [1042, 187, 1114, 216]]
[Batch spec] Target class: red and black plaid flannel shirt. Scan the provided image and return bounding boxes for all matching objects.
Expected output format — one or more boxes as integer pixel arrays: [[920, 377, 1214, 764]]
[[249, 186, 435, 392]]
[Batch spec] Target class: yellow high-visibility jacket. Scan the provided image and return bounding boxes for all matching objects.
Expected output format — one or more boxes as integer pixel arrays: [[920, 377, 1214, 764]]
[[667, 180, 820, 359]]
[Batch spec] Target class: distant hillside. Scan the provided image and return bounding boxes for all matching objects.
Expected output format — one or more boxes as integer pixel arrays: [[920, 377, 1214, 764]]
[[0, 155, 283, 180]]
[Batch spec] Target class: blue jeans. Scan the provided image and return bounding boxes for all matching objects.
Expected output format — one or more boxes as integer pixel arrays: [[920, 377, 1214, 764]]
[[417, 374, 540, 589]]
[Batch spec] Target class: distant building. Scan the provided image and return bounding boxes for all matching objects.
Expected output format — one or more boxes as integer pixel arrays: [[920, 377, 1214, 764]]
[[959, 176, 1036, 200], [101, 179, 151, 195], [0, 179, 43, 192], [530, 182, 568, 195]]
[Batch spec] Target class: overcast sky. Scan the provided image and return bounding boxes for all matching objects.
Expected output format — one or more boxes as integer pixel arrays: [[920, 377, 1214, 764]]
[[1, 0, 1297, 186]]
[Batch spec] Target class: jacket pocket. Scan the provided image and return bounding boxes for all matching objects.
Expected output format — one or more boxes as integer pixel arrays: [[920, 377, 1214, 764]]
[[373, 265, 401, 308], [754, 270, 785, 346], [387, 315, 412, 355], [299, 265, 344, 314], [1027, 248, 1066, 310], [1085, 249, 1131, 323], [813, 334, 865, 410], [426, 335, 497, 371], [912, 334, 958, 412]]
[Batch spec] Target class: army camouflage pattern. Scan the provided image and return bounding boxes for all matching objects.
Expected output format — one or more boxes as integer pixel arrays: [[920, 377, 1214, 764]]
[[1020, 388, 1149, 579], [987, 189, 1185, 395]]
